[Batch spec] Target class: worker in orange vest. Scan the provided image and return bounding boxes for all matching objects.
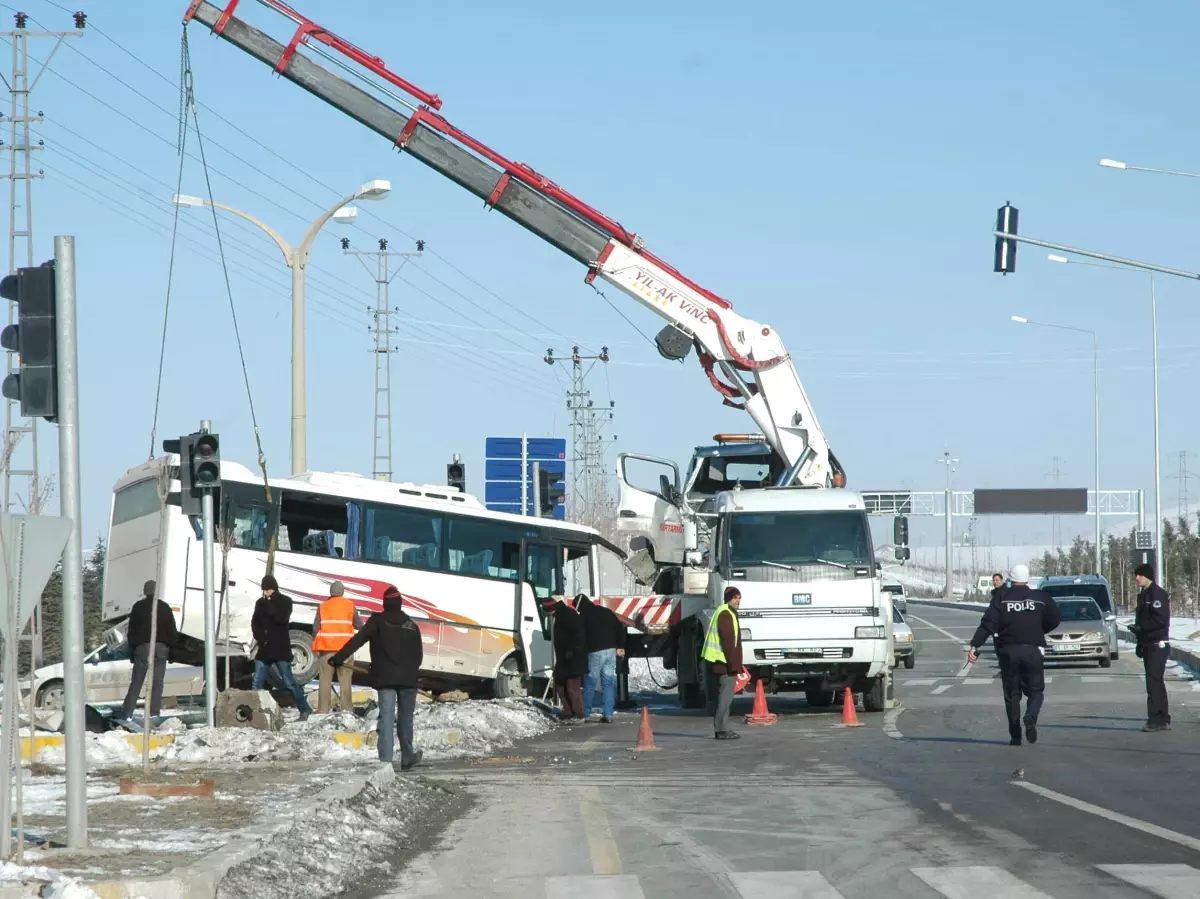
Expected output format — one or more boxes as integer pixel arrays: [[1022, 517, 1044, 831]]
[[313, 581, 363, 713]]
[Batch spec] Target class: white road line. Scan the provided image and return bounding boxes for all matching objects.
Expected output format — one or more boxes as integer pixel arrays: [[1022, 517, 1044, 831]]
[[911, 865, 1053, 898], [1097, 863, 1200, 899], [1081, 675, 1113, 683], [908, 615, 972, 647], [883, 706, 904, 741], [1014, 782, 1200, 854], [962, 678, 994, 685], [931, 685, 952, 695], [730, 870, 847, 898], [545, 875, 645, 899], [902, 678, 939, 686]]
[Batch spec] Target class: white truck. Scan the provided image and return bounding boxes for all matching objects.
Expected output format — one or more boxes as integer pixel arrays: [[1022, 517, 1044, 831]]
[[182, 0, 895, 712]]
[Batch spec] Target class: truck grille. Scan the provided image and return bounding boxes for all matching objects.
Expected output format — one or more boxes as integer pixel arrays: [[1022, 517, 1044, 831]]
[[755, 647, 852, 661]]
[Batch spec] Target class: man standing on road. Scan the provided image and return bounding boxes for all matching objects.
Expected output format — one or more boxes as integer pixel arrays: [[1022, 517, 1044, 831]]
[[1130, 563, 1171, 732], [702, 586, 744, 741], [577, 595, 625, 723], [329, 584, 424, 770], [967, 564, 1060, 746], [547, 596, 587, 723], [119, 580, 178, 726], [251, 575, 313, 720]]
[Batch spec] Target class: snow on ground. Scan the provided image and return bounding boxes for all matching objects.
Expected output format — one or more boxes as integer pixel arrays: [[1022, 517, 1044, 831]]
[[627, 657, 677, 694], [0, 860, 98, 898]]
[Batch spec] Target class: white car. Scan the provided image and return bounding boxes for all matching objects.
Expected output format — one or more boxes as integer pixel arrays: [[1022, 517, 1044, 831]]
[[18, 642, 205, 711], [892, 607, 916, 669]]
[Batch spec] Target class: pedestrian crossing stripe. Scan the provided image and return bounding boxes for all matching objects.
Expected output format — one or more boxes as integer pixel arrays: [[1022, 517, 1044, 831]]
[[541, 864, 1200, 898]]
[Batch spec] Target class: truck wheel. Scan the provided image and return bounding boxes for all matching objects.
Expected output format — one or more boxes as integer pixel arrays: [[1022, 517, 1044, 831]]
[[862, 677, 886, 712], [804, 689, 834, 707], [903, 655, 915, 670]]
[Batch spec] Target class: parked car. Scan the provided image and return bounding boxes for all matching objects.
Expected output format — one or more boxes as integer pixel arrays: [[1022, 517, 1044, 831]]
[[16, 641, 205, 711], [1038, 575, 1118, 661], [882, 579, 908, 614], [892, 607, 915, 669], [1044, 597, 1111, 668]]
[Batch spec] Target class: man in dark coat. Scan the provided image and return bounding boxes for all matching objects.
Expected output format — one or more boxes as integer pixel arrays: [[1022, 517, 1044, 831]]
[[547, 596, 587, 723], [250, 574, 312, 718], [119, 580, 178, 723], [1130, 563, 1172, 732], [576, 595, 625, 723], [330, 585, 425, 769]]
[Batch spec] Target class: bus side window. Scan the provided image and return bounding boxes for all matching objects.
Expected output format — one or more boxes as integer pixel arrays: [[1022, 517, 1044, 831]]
[[279, 491, 353, 559], [363, 503, 442, 569]]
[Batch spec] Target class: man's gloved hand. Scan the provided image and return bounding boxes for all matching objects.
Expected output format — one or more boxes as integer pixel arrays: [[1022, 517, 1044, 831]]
[[1135, 644, 1144, 659], [1128, 623, 1142, 635]]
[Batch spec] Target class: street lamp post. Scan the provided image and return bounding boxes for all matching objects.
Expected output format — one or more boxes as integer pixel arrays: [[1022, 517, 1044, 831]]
[[938, 452, 957, 600], [1010, 314, 1101, 575], [1047, 252, 1162, 584], [174, 179, 392, 475]]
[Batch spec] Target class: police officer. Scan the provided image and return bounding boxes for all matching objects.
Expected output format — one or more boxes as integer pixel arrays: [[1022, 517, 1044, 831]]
[[1130, 563, 1171, 732], [967, 564, 1061, 746]]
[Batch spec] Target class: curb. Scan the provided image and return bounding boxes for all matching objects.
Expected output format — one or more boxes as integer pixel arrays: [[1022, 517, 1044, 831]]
[[71, 762, 395, 899], [1115, 624, 1200, 675]]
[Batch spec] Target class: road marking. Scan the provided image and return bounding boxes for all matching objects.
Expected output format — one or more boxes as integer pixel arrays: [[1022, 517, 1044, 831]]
[[1081, 675, 1113, 683], [931, 685, 952, 695], [545, 875, 645, 899], [1014, 782, 1200, 854], [578, 786, 623, 875], [1097, 864, 1200, 899], [730, 870, 846, 898], [902, 678, 939, 686], [883, 705, 904, 740], [962, 678, 994, 685], [911, 865, 1053, 898], [909, 615, 972, 647]]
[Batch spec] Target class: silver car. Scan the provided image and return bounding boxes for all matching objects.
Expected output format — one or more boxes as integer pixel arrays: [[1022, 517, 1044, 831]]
[[892, 607, 915, 669], [1044, 597, 1111, 668]]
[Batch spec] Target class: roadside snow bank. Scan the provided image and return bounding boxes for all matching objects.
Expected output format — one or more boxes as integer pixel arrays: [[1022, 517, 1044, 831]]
[[0, 860, 98, 898]]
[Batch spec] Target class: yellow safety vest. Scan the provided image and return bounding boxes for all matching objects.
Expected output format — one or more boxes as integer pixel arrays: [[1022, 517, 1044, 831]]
[[312, 596, 356, 652], [701, 603, 739, 664]]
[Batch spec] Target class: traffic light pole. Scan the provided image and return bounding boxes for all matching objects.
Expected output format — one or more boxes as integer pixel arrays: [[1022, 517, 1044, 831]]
[[199, 419, 217, 727], [54, 236, 86, 848]]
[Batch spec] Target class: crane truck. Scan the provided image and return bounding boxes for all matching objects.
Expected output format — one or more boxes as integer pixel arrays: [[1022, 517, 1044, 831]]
[[181, 0, 895, 712]]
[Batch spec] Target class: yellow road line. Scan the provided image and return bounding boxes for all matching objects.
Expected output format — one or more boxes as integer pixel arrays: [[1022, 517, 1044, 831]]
[[579, 785, 622, 875]]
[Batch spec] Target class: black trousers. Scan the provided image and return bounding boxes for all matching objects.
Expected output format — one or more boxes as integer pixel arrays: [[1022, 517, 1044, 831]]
[[997, 644, 1045, 738], [1142, 643, 1171, 726]]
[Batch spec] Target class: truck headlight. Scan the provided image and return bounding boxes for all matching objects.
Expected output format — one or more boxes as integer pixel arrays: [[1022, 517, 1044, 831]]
[[740, 629, 752, 641], [856, 626, 885, 639]]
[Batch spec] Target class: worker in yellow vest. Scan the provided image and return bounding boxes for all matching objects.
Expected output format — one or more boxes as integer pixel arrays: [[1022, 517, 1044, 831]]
[[312, 581, 363, 713], [701, 586, 744, 740]]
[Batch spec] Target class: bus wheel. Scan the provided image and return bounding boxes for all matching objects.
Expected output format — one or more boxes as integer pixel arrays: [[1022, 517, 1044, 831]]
[[493, 656, 528, 699], [288, 630, 318, 685]]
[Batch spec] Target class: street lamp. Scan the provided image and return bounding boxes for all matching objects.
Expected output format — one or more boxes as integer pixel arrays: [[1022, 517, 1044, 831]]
[[937, 452, 958, 600], [1010, 313, 1101, 575], [173, 179, 392, 475], [1047, 252, 1162, 583], [1098, 158, 1200, 180]]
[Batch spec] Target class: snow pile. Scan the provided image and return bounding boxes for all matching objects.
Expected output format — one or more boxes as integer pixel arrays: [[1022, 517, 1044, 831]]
[[410, 698, 552, 758], [216, 775, 456, 899], [0, 860, 98, 898], [627, 657, 677, 694]]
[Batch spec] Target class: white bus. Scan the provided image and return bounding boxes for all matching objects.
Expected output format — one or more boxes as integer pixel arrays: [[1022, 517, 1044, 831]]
[[101, 457, 628, 697]]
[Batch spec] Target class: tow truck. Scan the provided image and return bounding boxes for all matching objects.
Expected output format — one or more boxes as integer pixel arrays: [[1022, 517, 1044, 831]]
[[182, 0, 895, 712]]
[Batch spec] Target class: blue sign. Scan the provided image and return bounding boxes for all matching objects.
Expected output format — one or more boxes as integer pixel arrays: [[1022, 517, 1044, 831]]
[[484, 437, 567, 520]]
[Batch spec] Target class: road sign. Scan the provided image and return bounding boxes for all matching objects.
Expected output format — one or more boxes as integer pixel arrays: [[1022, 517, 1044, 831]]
[[1135, 530, 1154, 550], [0, 512, 73, 638], [484, 436, 566, 519], [973, 488, 1088, 515]]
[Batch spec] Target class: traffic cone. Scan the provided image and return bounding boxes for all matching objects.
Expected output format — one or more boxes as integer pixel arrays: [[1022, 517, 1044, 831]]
[[744, 679, 778, 725], [840, 687, 863, 727], [634, 706, 659, 752]]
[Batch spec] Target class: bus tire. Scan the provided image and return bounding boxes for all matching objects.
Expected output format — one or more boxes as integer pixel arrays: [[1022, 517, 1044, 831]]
[[288, 630, 318, 685], [493, 655, 528, 700]]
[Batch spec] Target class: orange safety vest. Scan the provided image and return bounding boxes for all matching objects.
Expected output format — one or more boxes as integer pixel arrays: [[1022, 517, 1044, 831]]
[[312, 595, 356, 652]]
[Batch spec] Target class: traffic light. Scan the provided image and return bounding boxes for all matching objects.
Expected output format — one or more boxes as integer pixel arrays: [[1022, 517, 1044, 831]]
[[0, 261, 57, 421], [893, 515, 909, 546], [538, 467, 565, 518], [447, 457, 465, 492], [191, 432, 220, 490], [993, 202, 1018, 275], [162, 434, 200, 515]]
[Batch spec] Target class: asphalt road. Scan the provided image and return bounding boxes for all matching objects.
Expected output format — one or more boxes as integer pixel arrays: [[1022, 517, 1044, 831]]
[[367, 603, 1200, 898]]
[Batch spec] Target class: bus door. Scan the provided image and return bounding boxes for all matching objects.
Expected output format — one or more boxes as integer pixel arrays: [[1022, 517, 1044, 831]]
[[520, 541, 563, 679]]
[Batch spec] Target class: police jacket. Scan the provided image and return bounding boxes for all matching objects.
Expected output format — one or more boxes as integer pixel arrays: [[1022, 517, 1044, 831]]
[[969, 584, 1061, 650], [1133, 583, 1170, 645]]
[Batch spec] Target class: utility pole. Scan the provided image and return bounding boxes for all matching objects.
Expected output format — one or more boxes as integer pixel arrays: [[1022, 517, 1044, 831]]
[[938, 452, 957, 600], [544, 346, 615, 533], [2, 12, 82, 674], [1048, 455, 1064, 553], [1170, 451, 1193, 527], [342, 237, 423, 481]]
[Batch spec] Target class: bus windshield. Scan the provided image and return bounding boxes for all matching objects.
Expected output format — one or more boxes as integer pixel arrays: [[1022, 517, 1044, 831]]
[[727, 511, 872, 568]]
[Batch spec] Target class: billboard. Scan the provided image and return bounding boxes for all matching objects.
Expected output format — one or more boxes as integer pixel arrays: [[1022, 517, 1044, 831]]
[[973, 488, 1088, 515]]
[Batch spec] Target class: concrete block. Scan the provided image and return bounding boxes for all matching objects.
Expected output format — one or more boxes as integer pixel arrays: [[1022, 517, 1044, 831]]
[[214, 690, 282, 732]]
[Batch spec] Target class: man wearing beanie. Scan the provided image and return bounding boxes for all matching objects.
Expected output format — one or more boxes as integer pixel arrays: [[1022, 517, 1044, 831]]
[[330, 584, 424, 770], [1130, 563, 1171, 732], [251, 574, 313, 719], [967, 564, 1060, 746], [312, 580, 363, 714]]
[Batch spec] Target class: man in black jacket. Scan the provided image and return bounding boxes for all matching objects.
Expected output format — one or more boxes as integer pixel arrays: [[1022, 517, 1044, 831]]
[[548, 596, 587, 723], [1130, 563, 1171, 732], [967, 564, 1061, 746], [119, 580, 178, 722], [250, 575, 312, 719], [576, 595, 625, 723], [330, 585, 424, 769]]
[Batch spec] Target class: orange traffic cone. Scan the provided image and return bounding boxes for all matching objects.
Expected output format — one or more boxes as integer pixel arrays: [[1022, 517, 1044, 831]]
[[744, 679, 778, 725], [840, 687, 863, 727], [634, 706, 659, 752]]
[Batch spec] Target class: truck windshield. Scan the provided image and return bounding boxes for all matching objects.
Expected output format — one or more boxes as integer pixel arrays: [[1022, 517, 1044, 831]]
[[727, 511, 871, 567]]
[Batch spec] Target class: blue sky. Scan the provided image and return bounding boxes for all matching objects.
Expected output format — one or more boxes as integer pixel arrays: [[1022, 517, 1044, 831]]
[[14, 0, 1200, 549]]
